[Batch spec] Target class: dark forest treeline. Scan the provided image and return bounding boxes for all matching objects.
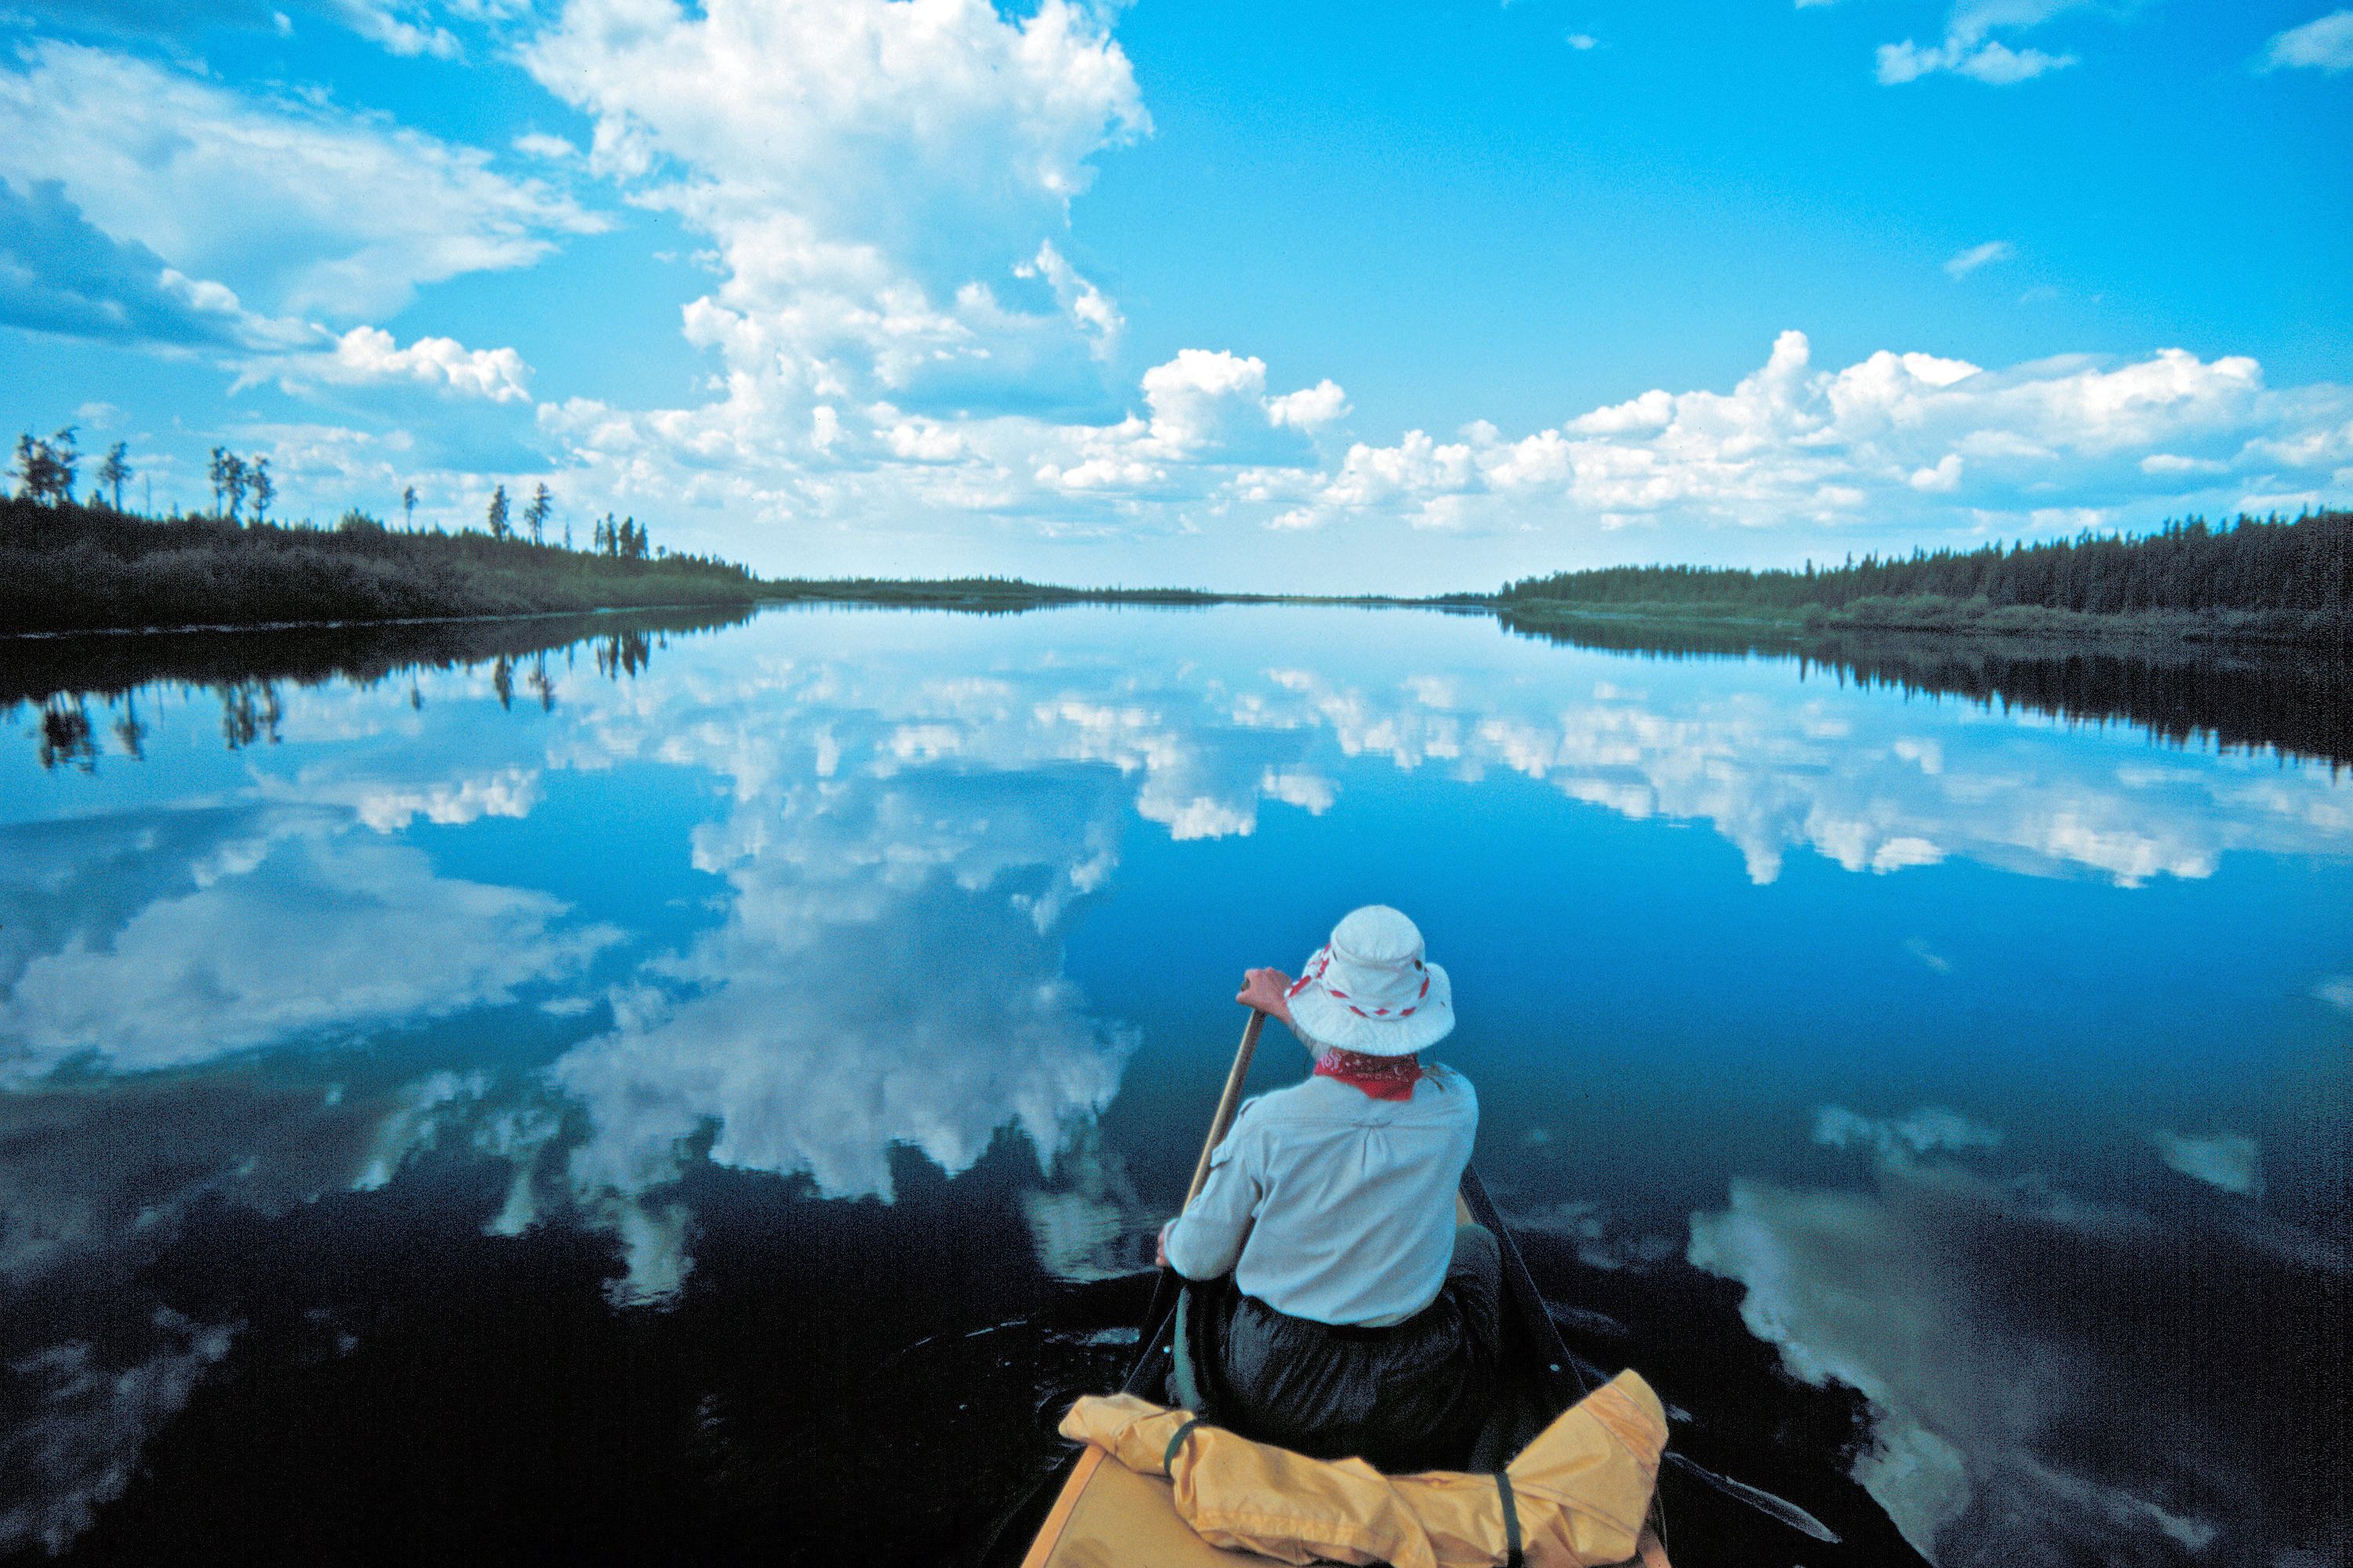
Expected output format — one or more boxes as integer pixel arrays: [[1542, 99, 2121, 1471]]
[[1499, 511, 2350, 642], [1, 497, 762, 634], [758, 576, 1239, 612], [755, 577, 1472, 613]]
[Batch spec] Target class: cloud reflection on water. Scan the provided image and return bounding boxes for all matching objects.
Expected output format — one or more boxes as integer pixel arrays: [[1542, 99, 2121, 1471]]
[[0, 608, 2347, 1559], [1689, 1109, 2345, 1566], [542, 715, 1142, 1299], [0, 812, 616, 1084], [1, 1310, 238, 1555], [1240, 660, 2351, 886]]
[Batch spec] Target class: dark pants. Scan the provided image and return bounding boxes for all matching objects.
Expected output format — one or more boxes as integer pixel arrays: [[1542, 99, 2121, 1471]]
[[1173, 1223, 1502, 1474]]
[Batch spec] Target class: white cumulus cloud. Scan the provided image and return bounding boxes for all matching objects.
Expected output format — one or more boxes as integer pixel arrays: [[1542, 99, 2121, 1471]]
[[521, 0, 1144, 457], [1878, 36, 2075, 83], [2259, 9, 2353, 72], [1268, 379, 1351, 431], [319, 326, 535, 402], [1269, 332, 2348, 545], [322, 0, 460, 57], [1875, 0, 2089, 85], [1944, 239, 2017, 278], [0, 41, 604, 319]]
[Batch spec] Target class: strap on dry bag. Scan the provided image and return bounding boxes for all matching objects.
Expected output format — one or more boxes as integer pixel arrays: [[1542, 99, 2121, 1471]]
[[1163, 1417, 1204, 1475], [1494, 1472, 1523, 1568]]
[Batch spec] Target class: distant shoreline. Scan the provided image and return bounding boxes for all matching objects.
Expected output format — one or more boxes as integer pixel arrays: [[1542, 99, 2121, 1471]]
[[14, 586, 2340, 660], [4, 497, 2343, 654], [2, 583, 1474, 639], [2, 496, 1486, 636]]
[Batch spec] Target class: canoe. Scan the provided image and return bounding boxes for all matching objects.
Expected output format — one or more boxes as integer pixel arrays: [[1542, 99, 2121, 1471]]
[[995, 1166, 1613, 1567]]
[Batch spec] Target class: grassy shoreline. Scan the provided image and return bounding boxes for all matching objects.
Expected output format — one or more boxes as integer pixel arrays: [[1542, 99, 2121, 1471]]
[[0, 497, 764, 634]]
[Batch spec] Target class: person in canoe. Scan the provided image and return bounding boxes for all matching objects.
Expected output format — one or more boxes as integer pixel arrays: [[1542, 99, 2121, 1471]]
[[1153, 904, 1500, 1473]]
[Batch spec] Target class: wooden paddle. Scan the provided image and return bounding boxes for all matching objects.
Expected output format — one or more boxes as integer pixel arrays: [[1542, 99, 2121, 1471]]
[[1134, 1007, 1266, 1366], [1187, 1009, 1267, 1204]]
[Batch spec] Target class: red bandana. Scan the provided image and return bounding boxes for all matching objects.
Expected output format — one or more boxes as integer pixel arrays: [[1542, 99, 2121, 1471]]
[[1313, 1047, 1424, 1102]]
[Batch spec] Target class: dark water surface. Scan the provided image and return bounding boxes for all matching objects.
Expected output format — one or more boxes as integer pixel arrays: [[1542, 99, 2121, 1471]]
[[2, 606, 2346, 1566]]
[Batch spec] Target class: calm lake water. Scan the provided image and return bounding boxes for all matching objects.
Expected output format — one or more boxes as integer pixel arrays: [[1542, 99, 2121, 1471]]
[[2, 605, 2346, 1567]]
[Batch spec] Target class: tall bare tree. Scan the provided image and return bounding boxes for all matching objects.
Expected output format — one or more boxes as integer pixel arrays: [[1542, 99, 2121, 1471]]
[[99, 442, 131, 511], [223, 453, 249, 522], [49, 427, 77, 501]]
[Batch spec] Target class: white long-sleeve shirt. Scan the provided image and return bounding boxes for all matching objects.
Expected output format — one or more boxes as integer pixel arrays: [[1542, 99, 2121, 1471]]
[[1163, 1067, 1478, 1326]]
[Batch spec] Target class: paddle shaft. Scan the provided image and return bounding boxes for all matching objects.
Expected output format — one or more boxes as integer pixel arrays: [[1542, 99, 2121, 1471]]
[[1185, 1009, 1266, 1205], [1131, 1007, 1267, 1373], [1122, 1008, 1270, 1387]]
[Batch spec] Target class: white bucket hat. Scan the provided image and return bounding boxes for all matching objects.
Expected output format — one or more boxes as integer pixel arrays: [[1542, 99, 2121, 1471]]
[[1285, 905, 1454, 1057]]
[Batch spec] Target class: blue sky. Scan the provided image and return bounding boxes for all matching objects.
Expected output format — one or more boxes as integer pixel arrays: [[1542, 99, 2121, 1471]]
[[2, 0, 2348, 590]]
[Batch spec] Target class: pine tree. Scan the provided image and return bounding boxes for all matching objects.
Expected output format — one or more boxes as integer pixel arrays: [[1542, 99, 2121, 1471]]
[[487, 484, 511, 540], [524, 482, 552, 544], [249, 457, 274, 525], [12, 432, 75, 504]]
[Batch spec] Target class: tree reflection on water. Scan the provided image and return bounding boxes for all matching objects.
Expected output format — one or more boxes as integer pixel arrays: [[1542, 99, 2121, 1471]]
[[6, 608, 747, 772], [13, 605, 2347, 776], [35, 700, 94, 773], [1501, 613, 2352, 769]]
